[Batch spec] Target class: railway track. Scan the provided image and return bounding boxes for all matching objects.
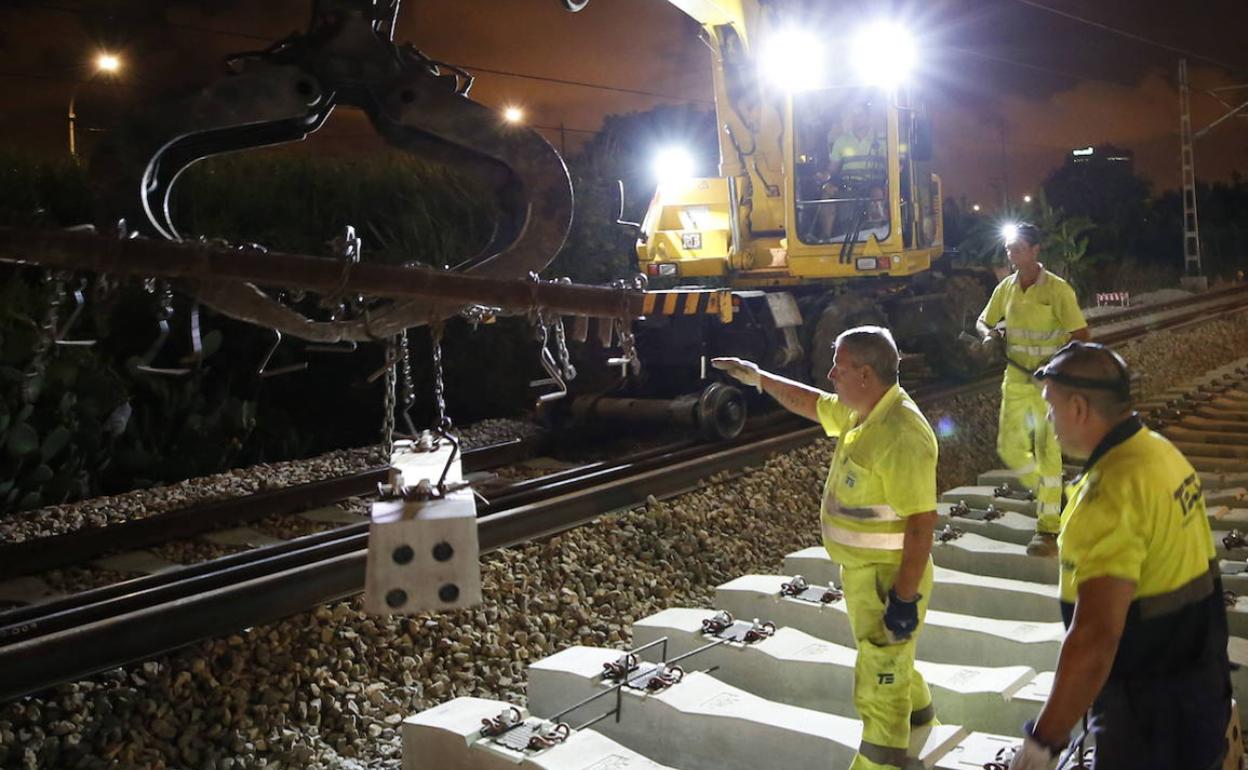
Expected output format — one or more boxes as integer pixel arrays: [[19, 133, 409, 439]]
[[410, 358, 1248, 770], [2, 287, 1247, 703]]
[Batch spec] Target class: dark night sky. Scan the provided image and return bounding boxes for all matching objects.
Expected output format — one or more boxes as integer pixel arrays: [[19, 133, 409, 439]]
[[1, 0, 1247, 207]]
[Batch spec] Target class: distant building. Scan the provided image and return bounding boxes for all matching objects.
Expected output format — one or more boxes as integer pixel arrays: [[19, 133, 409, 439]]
[[1067, 143, 1134, 175]]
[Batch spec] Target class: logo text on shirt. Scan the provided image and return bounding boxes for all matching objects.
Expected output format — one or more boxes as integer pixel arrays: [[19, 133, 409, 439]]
[[1173, 473, 1202, 521]]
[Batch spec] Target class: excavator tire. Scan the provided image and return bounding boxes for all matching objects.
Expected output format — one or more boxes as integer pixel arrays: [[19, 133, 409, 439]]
[[808, 294, 887, 389]]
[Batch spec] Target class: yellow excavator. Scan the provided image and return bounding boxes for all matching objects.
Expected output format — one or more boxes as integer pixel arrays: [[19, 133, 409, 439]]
[[564, 0, 991, 400]]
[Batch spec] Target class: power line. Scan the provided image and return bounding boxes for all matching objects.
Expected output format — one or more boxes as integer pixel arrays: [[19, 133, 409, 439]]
[[1006, 0, 1245, 74], [9, 2, 709, 106], [8, 1, 1236, 111], [945, 46, 1131, 89], [458, 64, 711, 105]]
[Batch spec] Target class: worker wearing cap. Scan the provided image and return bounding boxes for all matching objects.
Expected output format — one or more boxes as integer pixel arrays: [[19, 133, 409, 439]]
[[1009, 342, 1231, 770], [713, 326, 939, 770], [976, 223, 1090, 557]]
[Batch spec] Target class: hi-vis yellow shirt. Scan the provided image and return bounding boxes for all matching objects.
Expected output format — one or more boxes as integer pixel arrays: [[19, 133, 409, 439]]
[[978, 268, 1087, 383], [816, 384, 938, 568], [1058, 417, 1222, 679]]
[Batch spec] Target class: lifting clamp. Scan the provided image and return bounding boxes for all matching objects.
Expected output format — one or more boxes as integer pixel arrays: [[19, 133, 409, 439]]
[[90, 0, 573, 344]]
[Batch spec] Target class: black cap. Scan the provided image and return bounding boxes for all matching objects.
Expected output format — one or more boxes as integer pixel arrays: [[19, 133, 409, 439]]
[[1033, 341, 1131, 401]]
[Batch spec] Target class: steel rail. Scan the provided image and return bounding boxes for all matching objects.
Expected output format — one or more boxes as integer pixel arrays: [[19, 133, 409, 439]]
[[0, 418, 805, 642], [0, 426, 816, 702], [0, 438, 533, 581], [0, 227, 645, 321]]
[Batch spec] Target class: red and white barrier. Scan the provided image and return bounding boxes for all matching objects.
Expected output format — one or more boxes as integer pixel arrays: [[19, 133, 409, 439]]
[[1096, 292, 1131, 307]]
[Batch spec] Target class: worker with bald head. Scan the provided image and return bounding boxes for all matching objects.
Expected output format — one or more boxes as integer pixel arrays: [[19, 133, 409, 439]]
[[1008, 341, 1231, 770]]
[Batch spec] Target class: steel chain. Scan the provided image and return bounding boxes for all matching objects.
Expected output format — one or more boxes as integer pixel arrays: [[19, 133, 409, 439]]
[[460, 304, 499, 330], [551, 314, 576, 380], [399, 328, 418, 435], [430, 322, 451, 433], [380, 335, 398, 458], [613, 317, 640, 374]]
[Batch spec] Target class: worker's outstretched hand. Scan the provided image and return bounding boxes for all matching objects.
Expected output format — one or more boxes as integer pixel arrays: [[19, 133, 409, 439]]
[[711, 357, 762, 392], [882, 588, 920, 643]]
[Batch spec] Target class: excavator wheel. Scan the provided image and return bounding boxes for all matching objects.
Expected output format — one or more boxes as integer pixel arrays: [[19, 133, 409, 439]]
[[808, 295, 887, 389]]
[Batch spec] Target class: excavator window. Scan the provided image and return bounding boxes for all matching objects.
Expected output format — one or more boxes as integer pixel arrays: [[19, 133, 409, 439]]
[[793, 90, 891, 247]]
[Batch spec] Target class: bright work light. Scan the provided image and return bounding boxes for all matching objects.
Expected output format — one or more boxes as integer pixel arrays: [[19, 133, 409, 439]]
[[759, 29, 826, 91], [852, 22, 916, 87], [1001, 223, 1021, 244], [652, 146, 696, 185], [95, 53, 122, 74]]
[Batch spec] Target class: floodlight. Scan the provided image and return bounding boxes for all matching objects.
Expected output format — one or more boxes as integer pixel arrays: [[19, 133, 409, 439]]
[[759, 29, 826, 91], [652, 146, 696, 185], [852, 22, 916, 87]]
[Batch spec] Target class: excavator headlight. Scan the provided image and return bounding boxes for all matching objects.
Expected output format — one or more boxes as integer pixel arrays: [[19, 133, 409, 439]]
[[759, 29, 825, 91], [852, 22, 916, 87], [653, 146, 696, 185]]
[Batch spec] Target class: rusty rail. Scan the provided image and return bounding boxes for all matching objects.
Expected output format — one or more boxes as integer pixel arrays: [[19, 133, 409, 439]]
[[0, 227, 644, 320]]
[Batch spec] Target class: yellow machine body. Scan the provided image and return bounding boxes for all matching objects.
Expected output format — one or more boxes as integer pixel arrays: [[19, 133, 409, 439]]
[[637, 0, 945, 290]]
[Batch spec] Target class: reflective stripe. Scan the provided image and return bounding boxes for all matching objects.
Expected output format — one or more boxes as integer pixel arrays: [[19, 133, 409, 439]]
[[1010, 327, 1067, 341], [858, 740, 910, 768], [1037, 502, 1062, 515], [1038, 476, 1063, 488], [1012, 461, 1038, 476], [1137, 562, 1217, 620], [910, 702, 936, 726], [826, 497, 902, 522], [1009, 342, 1062, 356], [822, 519, 905, 550]]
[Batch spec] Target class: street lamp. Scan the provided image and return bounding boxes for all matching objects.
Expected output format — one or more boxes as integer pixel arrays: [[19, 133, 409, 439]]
[[1023, 194, 1033, 204], [972, 204, 982, 213], [95, 53, 121, 74], [69, 51, 123, 159]]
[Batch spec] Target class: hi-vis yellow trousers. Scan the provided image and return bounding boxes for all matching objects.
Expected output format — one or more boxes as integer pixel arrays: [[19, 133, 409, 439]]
[[998, 379, 1063, 534], [842, 559, 936, 770]]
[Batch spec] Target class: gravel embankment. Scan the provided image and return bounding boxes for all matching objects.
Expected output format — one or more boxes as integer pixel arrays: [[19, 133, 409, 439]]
[[4, 317, 1248, 769], [0, 420, 540, 546]]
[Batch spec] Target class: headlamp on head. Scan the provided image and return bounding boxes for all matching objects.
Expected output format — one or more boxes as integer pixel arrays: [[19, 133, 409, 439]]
[[1033, 341, 1131, 402], [1003, 222, 1041, 247]]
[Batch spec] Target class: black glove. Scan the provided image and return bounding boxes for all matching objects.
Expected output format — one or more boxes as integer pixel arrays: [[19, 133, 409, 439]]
[[883, 588, 920, 643]]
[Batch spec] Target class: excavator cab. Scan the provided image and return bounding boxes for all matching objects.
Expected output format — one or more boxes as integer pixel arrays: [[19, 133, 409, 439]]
[[785, 85, 943, 278], [792, 91, 892, 247], [638, 81, 943, 285]]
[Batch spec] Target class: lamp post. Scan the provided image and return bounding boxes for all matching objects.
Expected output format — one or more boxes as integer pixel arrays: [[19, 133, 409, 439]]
[[68, 52, 122, 159]]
